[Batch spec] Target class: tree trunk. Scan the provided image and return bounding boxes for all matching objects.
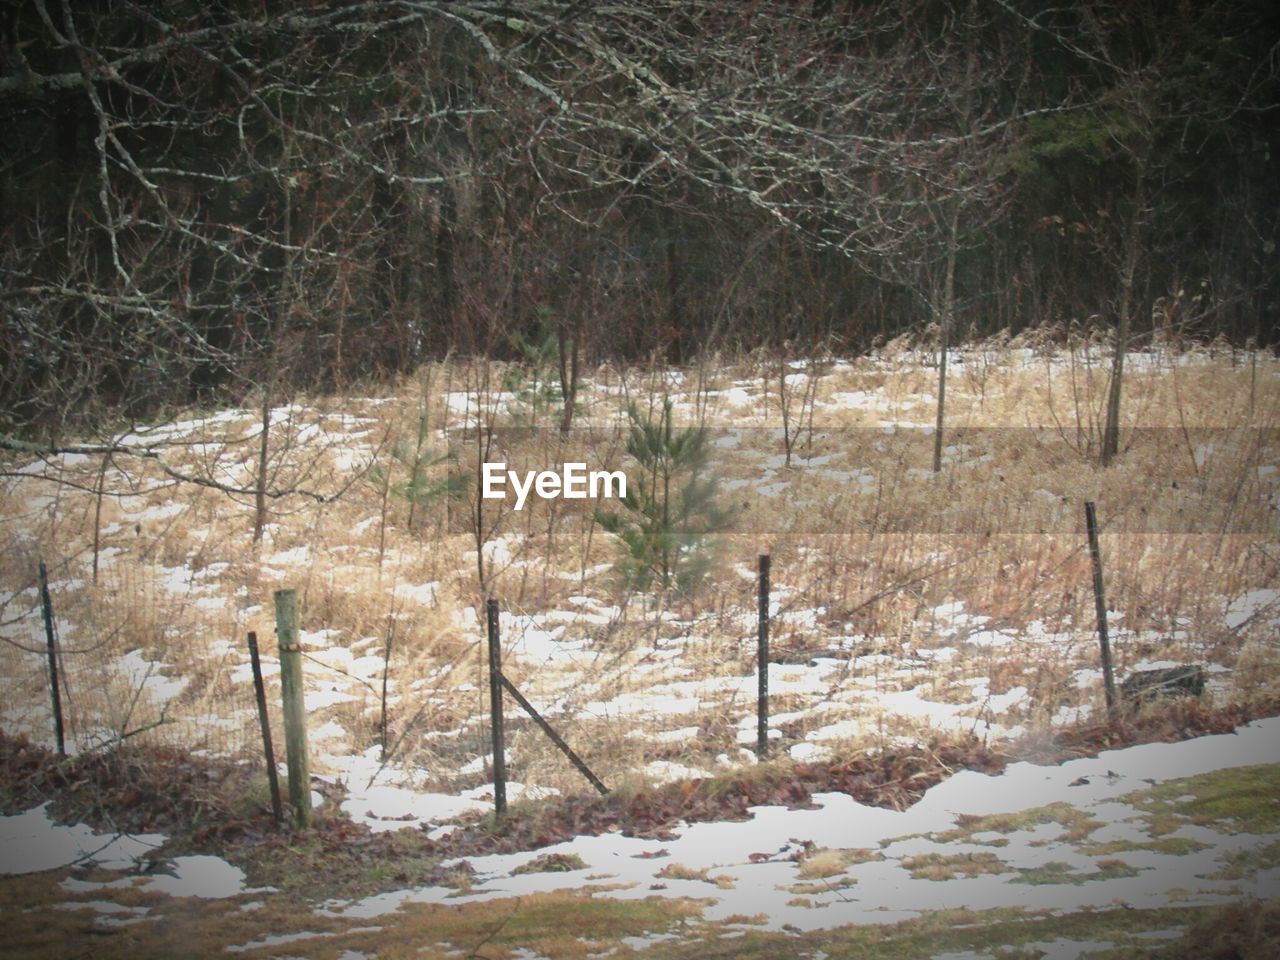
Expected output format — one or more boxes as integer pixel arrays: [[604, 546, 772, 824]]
[[557, 320, 579, 436], [932, 209, 959, 474], [1102, 165, 1146, 468], [433, 182, 457, 355], [253, 388, 270, 543]]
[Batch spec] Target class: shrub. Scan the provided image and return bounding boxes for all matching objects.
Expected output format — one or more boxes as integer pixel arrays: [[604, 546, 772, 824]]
[[594, 397, 730, 595]]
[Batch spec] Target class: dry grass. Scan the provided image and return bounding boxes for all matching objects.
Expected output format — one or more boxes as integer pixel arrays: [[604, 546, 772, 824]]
[[901, 850, 1009, 881], [1, 340, 1275, 796], [796, 847, 868, 880], [655, 862, 736, 887]]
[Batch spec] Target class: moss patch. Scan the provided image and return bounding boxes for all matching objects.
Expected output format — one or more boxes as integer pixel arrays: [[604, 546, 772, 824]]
[[1011, 858, 1140, 886], [1141, 898, 1280, 959], [360, 891, 705, 959], [1206, 838, 1280, 881], [934, 802, 1103, 846], [0, 868, 348, 960], [621, 903, 1228, 960], [1077, 836, 1210, 857], [1121, 763, 1280, 836], [7, 861, 1277, 960]]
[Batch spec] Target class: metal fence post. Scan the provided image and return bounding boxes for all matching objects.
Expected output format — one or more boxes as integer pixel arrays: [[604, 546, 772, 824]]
[[1084, 502, 1119, 718], [487, 598, 507, 818], [247, 631, 284, 823], [37, 561, 66, 756], [757, 554, 771, 759]]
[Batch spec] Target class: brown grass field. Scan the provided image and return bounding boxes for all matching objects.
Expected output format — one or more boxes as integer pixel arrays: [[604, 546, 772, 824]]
[[1, 335, 1276, 799]]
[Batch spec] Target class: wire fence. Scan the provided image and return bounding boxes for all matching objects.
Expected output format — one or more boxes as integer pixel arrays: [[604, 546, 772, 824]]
[[2, 552, 266, 762], [3, 517, 1265, 815]]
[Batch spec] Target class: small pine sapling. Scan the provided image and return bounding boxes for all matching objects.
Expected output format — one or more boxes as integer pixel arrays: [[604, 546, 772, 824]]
[[594, 397, 730, 595], [504, 322, 563, 427], [369, 401, 465, 760], [371, 405, 466, 536], [504, 312, 582, 431]]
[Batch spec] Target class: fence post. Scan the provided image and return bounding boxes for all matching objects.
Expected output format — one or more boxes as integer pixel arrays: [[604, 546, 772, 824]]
[[486, 598, 507, 818], [37, 560, 66, 757], [274, 589, 311, 828], [246, 632, 284, 824], [757, 553, 771, 759], [1084, 502, 1118, 718]]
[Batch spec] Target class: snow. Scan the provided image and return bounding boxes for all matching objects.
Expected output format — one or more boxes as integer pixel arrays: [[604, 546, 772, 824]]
[[3, 344, 1277, 946], [499, 613, 584, 664], [0, 803, 166, 875], [462, 534, 521, 569], [127, 502, 188, 522], [445, 390, 518, 416], [1225, 588, 1278, 630], [392, 581, 438, 606], [138, 855, 248, 898], [342, 784, 490, 833], [114, 649, 189, 706], [265, 546, 311, 567], [718, 387, 755, 407], [317, 716, 1280, 932], [644, 760, 710, 783]]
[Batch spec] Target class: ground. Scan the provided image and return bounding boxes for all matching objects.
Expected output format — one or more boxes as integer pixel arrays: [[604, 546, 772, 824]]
[[1, 338, 1277, 955], [3, 724, 1280, 957]]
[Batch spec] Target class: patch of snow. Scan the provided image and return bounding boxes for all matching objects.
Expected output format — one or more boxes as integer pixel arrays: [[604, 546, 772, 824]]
[[265, 546, 311, 566], [114, 649, 188, 706], [141, 855, 247, 899], [643, 760, 709, 784], [342, 785, 490, 833], [1225, 589, 1277, 630], [0, 804, 165, 874], [128, 502, 188, 523]]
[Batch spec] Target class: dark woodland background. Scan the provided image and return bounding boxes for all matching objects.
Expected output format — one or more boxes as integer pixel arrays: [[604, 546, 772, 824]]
[[2, 0, 1277, 434]]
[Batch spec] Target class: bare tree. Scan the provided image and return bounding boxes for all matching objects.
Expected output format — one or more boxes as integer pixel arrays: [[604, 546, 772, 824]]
[[992, 0, 1278, 465], [3, 0, 1273, 445]]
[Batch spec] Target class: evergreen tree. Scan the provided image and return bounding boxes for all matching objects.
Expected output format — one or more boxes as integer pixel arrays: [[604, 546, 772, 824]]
[[371, 405, 465, 535], [595, 398, 730, 595]]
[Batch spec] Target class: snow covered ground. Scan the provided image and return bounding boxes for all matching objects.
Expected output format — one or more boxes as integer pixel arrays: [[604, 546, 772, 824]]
[[4, 717, 1279, 954], [315, 717, 1280, 932], [1, 343, 1277, 951]]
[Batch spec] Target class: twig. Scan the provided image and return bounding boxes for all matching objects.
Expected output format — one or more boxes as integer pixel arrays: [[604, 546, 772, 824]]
[[466, 898, 521, 959], [0, 434, 350, 503]]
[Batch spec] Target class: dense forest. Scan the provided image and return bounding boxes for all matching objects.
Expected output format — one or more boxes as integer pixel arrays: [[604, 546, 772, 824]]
[[2, 0, 1277, 434]]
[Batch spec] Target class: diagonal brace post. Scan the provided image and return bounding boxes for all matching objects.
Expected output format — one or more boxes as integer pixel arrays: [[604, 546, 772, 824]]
[[498, 674, 608, 796]]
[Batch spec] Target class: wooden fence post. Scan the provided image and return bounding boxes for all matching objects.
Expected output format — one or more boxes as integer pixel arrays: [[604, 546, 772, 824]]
[[246, 632, 284, 824], [274, 589, 311, 827], [757, 553, 771, 759], [37, 560, 66, 756], [1084, 502, 1119, 718], [486, 598, 507, 818]]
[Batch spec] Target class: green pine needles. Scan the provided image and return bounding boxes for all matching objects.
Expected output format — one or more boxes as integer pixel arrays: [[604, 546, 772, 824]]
[[504, 324, 563, 427], [594, 397, 730, 595], [372, 405, 466, 535]]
